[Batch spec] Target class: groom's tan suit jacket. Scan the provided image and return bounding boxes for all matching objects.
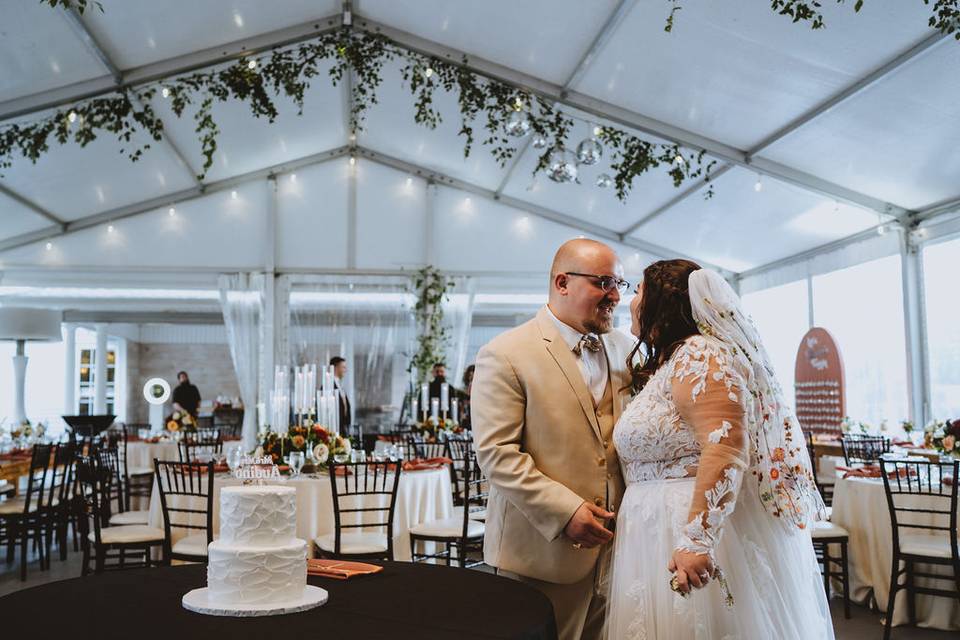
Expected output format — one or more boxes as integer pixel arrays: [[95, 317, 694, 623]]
[[473, 306, 633, 584]]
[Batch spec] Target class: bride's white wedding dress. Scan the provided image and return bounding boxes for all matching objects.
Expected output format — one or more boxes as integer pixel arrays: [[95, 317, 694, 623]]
[[606, 334, 834, 639]]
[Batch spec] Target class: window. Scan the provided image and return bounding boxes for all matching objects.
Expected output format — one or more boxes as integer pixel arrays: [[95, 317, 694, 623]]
[[923, 235, 960, 420], [742, 279, 810, 407], [812, 255, 908, 427], [76, 341, 117, 417]]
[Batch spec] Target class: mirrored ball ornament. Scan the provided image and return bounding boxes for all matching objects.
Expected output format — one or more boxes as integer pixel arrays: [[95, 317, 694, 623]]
[[596, 174, 613, 188], [576, 137, 603, 165], [532, 134, 548, 150], [504, 110, 531, 137], [546, 148, 579, 183]]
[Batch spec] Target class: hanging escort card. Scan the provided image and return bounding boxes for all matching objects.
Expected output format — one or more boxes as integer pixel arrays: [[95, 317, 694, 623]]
[[793, 327, 846, 436]]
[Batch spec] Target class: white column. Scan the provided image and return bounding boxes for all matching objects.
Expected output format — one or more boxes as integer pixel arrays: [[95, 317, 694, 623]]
[[262, 177, 277, 434], [900, 229, 930, 425], [12, 340, 27, 424], [347, 156, 358, 269], [63, 323, 76, 414], [94, 323, 108, 414]]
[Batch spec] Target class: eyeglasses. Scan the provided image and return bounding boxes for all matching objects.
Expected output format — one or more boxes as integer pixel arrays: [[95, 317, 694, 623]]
[[564, 272, 631, 293]]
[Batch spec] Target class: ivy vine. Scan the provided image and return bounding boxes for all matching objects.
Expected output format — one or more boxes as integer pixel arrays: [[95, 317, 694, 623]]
[[41, 0, 101, 14], [407, 266, 454, 386], [665, 0, 960, 39], [0, 26, 715, 199]]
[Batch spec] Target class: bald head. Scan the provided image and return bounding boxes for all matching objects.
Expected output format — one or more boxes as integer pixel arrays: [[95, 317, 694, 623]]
[[548, 239, 624, 334]]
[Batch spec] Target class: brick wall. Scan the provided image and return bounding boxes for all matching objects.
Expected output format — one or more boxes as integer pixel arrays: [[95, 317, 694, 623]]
[[130, 343, 240, 423]]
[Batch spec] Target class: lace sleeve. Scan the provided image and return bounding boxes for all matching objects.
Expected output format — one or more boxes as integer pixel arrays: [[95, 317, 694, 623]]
[[671, 338, 749, 558]]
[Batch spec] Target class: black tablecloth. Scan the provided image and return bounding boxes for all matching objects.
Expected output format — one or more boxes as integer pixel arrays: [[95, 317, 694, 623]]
[[0, 562, 557, 640]]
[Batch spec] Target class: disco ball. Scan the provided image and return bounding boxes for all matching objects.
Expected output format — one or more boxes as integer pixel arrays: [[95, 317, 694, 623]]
[[546, 148, 578, 183], [596, 174, 613, 188], [576, 137, 603, 165], [532, 134, 548, 149], [504, 110, 531, 137]]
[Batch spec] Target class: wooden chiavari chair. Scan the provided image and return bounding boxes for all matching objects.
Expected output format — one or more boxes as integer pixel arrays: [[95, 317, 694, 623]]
[[153, 459, 215, 563]]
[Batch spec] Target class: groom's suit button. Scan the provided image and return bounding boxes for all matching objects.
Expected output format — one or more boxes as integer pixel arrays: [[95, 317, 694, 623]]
[[602, 440, 609, 448], [597, 457, 606, 467], [594, 497, 604, 506]]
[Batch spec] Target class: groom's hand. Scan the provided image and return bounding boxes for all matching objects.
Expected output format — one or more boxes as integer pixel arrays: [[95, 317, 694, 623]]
[[563, 502, 615, 548]]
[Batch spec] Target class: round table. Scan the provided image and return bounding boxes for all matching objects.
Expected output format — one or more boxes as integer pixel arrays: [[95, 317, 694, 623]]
[[126, 439, 244, 472], [831, 475, 960, 630], [147, 469, 454, 561], [0, 563, 557, 640]]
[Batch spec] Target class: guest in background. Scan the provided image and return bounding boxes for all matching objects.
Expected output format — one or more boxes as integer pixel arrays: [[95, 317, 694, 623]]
[[330, 356, 352, 431], [458, 364, 475, 429], [172, 370, 201, 417], [428, 362, 456, 401]]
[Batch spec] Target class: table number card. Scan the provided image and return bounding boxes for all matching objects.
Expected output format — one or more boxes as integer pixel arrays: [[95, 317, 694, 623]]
[[794, 327, 846, 436]]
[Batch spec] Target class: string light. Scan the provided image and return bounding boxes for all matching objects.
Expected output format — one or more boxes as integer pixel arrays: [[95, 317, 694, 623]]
[[168, 206, 176, 216], [424, 67, 433, 78], [45, 242, 53, 251], [349, 156, 356, 166], [754, 175, 763, 192], [161, 86, 170, 98], [247, 59, 257, 70], [231, 190, 238, 199], [405, 177, 413, 187], [289, 173, 297, 182], [107, 224, 115, 234], [593, 125, 603, 137], [673, 154, 685, 166], [67, 111, 77, 123]]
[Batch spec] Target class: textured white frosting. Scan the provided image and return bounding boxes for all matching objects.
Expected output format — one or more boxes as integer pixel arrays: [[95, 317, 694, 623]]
[[207, 540, 307, 605], [219, 485, 297, 545]]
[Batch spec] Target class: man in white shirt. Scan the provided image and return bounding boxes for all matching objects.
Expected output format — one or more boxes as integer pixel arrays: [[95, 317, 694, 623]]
[[472, 238, 634, 640]]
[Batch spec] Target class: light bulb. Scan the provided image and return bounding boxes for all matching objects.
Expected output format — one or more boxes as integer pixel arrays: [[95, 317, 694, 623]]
[[168, 207, 176, 216], [107, 224, 115, 234], [593, 125, 603, 137], [289, 173, 297, 182], [349, 156, 356, 166], [247, 59, 257, 70], [67, 111, 77, 123], [424, 67, 433, 78], [161, 86, 170, 98], [754, 177, 763, 192], [45, 242, 53, 251], [464, 197, 471, 205], [231, 190, 238, 200], [673, 154, 684, 166], [405, 177, 413, 187], [513, 97, 524, 111], [877, 225, 887, 236]]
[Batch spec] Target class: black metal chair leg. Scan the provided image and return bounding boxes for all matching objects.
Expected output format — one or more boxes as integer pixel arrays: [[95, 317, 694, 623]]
[[906, 560, 917, 626], [883, 555, 900, 640], [840, 540, 850, 619]]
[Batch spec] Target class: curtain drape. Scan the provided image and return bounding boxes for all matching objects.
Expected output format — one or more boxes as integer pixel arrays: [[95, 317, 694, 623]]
[[285, 274, 416, 433], [218, 272, 264, 449], [443, 277, 476, 389]]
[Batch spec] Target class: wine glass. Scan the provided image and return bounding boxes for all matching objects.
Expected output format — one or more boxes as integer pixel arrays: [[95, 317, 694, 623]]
[[288, 451, 305, 477]]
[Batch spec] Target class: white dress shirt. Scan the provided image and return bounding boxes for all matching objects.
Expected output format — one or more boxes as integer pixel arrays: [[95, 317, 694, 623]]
[[545, 305, 608, 405]]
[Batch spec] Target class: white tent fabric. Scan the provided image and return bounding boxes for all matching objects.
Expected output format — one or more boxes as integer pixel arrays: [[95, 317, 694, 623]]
[[218, 272, 265, 448]]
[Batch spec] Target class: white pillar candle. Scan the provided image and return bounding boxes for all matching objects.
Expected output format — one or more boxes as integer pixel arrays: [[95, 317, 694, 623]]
[[451, 398, 458, 424], [411, 398, 419, 423], [440, 383, 449, 412], [420, 383, 429, 415], [430, 398, 439, 421]]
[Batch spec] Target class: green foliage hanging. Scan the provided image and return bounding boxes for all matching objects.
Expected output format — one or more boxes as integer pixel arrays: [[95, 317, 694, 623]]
[[408, 266, 454, 386]]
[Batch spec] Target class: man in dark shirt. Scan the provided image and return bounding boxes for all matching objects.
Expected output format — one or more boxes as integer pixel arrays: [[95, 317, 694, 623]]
[[172, 370, 201, 416], [330, 357, 351, 431]]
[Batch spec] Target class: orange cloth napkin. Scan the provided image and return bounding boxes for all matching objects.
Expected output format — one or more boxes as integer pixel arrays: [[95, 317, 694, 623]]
[[402, 456, 453, 471], [307, 559, 383, 580]]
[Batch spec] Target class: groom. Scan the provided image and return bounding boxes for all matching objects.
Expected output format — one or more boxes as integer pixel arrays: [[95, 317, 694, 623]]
[[473, 239, 633, 640]]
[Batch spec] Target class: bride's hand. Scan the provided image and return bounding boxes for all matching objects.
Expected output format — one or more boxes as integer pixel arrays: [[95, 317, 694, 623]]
[[668, 549, 714, 594]]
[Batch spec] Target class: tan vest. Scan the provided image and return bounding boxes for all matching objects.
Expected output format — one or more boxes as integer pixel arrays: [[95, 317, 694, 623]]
[[594, 378, 624, 513]]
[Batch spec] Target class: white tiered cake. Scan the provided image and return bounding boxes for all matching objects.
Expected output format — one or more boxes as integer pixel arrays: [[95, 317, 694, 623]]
[[182, 485, 327, 616]]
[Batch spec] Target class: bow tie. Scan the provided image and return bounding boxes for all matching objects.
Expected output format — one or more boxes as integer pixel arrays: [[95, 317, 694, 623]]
[[573, 334, 602, 357]]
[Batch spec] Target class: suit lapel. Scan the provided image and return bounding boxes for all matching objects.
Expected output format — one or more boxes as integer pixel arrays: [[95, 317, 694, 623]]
[[536, 308, 602, 441], [600, 332, 628, 424]]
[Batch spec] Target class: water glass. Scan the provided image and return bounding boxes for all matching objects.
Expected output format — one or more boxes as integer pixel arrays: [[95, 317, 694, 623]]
[[288, 451, 305, 476]]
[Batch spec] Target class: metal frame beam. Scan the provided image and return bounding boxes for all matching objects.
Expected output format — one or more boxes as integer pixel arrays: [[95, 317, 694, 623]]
[[352, 146, 735, 278], [493, 0, 636, 197], [0, 14, 344, 121], [0, 145, 351, 253], [0, 183, 66, 227], [355, 17, 909, 220], [621, 164, 734, 236]]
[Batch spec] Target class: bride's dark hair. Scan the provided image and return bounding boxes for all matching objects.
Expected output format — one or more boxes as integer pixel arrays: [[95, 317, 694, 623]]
[[627, 259, 702, 393]]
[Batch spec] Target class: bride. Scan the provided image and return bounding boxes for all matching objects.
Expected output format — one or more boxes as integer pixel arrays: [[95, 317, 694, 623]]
[[606, 259, 834, 639]]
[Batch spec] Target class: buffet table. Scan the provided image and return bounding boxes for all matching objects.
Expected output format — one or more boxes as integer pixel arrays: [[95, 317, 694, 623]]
[[146, 468, 454, 561], [0, 563, 557, 640], [831, 475, 960, 630]]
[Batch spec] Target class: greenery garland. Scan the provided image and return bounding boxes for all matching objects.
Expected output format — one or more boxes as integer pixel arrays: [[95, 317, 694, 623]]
[[408, 266, 454, 386], [666, 0, 960, 37], [2, 24, 715, 200]]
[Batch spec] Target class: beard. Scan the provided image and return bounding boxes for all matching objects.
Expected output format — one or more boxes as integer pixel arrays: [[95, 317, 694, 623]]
[[584, 298, 616, 334]]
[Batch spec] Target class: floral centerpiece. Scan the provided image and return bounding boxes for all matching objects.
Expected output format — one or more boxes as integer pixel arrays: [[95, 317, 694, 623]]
[[258, 419, 351, 469], [415, 416, 463, 442], [924, 419, 960, 459], [165, 410, 197, 433]]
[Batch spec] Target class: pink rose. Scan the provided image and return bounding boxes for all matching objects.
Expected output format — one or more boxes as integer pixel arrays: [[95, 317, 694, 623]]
[[943, 435, 956, 451]]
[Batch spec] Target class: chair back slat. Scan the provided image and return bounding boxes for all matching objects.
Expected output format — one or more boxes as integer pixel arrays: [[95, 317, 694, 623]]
[[177, 430, 223, 463], [880, 459, 959, 562], [20, 443, 54, 514], [328, 461, 402, 557], [841, 434, 891, 466], [153, 460, 215, 547]]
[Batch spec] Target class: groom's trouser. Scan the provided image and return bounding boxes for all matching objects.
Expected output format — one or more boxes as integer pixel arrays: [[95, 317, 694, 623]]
[[499, 546, 611, 640]]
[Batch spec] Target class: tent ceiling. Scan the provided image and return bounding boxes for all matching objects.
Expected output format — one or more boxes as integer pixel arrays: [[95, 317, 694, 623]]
[[1, 0, 958, 276]]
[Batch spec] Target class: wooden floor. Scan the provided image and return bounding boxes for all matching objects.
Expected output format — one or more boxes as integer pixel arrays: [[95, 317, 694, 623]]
[[0, 546, 955, 639]]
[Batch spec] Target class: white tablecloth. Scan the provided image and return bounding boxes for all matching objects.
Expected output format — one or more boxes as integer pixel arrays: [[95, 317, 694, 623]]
[[146, 468, 453, 562], [831, 475, 960, 630], [126, 439, 243, 472]]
